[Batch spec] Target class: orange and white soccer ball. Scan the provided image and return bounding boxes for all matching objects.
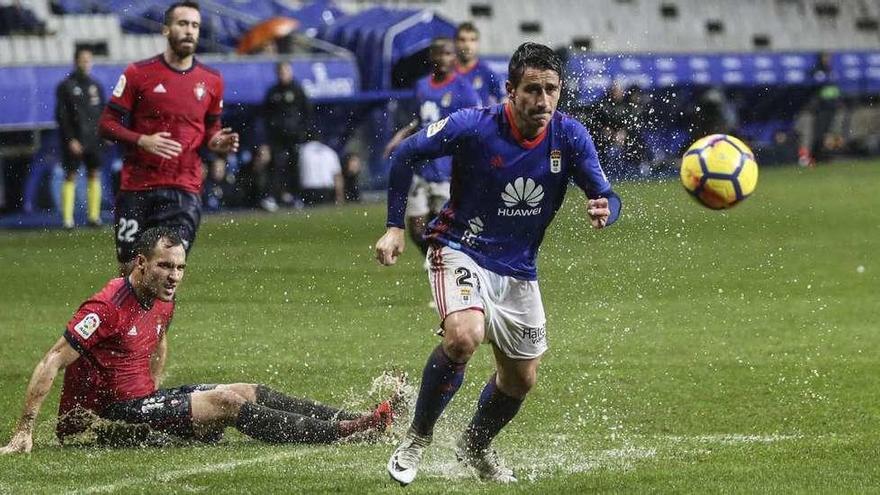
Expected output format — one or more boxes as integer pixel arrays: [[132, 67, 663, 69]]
[[680, 134, 759, 209]]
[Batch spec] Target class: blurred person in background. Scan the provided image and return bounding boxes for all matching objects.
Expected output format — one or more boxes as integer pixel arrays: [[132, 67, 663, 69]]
[[341, 152, 363, 203], [806, 52, 842, 164], [298, 137, 343, 206], [56, 46, 105, 229], [263, 60, 313, 207], [236, 143, 277, 211], [454, 22, 503, 106], [383, 37, 480, 264]]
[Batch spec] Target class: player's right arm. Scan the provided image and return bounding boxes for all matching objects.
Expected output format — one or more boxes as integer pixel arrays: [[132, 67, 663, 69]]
[[376, 109, 476, 266], [98, 65, 181, 159], [0, 337, 80, 454]]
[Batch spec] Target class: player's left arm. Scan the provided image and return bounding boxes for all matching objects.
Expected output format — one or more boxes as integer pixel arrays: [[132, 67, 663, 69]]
[[204, 78, 239, 154], [568, 119, 622, 229], [150, 333, 168, 388], [0, 337, 80, 454]]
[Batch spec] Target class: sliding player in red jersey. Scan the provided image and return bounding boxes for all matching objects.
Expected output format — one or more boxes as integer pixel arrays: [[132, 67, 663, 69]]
[[0, 227, 398, 453]]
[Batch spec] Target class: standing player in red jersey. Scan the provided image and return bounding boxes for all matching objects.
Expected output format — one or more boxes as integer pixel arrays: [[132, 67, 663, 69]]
[[99, 1, 239, 272], [0, 227, 399, 453]]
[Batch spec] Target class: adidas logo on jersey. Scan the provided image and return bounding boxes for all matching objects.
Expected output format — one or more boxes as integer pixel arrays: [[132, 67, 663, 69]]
[[127, 326, 138, 336], [152, 83, 167, 93], [498, 177, 544, 216]]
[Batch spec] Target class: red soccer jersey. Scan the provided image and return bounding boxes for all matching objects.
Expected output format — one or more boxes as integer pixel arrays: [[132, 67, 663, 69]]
[[57, 277, 174, 436], [104, 55, 224, 194]]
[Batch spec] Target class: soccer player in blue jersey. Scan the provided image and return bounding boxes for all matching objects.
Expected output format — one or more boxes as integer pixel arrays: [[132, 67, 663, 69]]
[[455, 22, 504, 106], [376, 42, 622, 485], [383, 37, 481, 259]]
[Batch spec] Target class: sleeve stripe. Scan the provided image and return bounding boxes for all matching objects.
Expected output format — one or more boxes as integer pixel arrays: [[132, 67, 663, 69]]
[[108, 101, 131, 116], [63, 330, 89, 357]]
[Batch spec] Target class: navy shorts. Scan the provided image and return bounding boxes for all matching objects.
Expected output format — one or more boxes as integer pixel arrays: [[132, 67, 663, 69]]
[[114, 188, 202, 263], [101, 384, 218, 440]]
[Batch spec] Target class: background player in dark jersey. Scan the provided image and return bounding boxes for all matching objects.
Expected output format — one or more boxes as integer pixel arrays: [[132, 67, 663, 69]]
[[455, 22, 504, 106], [378, 43, 620, 485], [383, 37, 480, 262], [55, 46, 105, 229], [98, 1, 239, 273], [0, 227, 398, 454]]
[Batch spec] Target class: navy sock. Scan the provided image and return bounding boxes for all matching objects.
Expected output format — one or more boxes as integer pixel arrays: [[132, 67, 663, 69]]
[[411, 345, 467, 436], [463, 374, 524, 452], [255, 385, 359, 420], [235, 402, 341, 444]]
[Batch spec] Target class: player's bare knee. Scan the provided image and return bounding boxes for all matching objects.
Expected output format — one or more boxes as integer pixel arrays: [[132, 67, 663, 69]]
[[217, 383, 258, 402], [210, 389, 247, 416], [442, 329, 480, 361], [498, 369, 537, 398]]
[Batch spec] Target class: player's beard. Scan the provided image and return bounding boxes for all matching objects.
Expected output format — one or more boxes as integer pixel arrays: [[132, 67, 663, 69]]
[[170, 35, 197, 58]]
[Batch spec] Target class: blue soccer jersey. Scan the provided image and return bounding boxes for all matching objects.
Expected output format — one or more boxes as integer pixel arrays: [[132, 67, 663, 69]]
[[457, 59, 504, 106], [412, 73, 481, 183], [386, 103, 621, 280]]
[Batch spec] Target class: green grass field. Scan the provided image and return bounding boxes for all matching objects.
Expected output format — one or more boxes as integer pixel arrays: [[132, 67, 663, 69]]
[[0, 161, 877, 493]]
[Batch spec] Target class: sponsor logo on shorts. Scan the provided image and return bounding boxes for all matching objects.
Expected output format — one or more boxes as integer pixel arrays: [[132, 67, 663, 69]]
[[499, 177, 543, 217], [140, 396, 166, 413], [521, 326, 546, 345], [73, 313, 101, 340]]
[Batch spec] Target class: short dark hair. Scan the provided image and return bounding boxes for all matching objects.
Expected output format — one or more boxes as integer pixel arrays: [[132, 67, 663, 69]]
[[164, 1, 200, 26], [507, 42, 563, 88], [456, 22, 479, 37], [430, 37, 453, 51], [74, 46, 92, 61], [132, 227, 184, 259]]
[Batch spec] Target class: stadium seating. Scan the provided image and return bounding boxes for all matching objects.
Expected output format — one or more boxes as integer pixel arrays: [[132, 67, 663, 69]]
[[338, 0, 880, 54]]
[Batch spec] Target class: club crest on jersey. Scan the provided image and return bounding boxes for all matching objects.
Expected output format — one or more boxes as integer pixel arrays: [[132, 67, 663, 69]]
[[426, 117, 449, 138], [550, 149, 562, 173], [441, 92, 452, 108], [74, 313, 101, 340], [194, 82, 206, 101], [473, 76, 483, 89]]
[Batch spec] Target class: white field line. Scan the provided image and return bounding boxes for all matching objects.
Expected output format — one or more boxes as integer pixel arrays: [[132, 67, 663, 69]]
[[657, 433, 802, 444], [64, 432, 813, 492], [69, 450, 303, 495]]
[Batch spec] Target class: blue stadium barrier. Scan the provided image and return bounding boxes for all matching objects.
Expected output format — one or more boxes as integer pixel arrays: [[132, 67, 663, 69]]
[[565, 51, 880, 101], [0, 57, 360, 129]]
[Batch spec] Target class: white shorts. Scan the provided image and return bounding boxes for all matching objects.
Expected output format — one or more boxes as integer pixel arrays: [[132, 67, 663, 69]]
[[427, 245, 547, 360], [406, 175, 450, 218]]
